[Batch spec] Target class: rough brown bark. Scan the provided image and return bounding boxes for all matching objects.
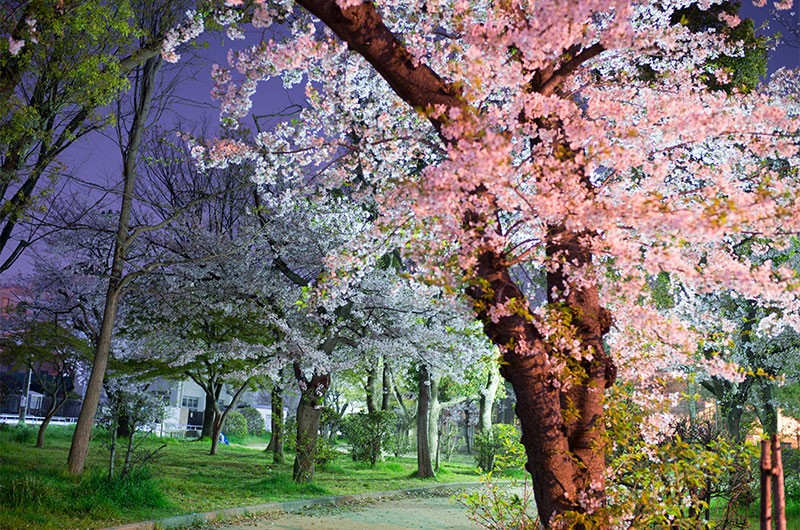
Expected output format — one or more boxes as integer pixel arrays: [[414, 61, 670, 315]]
[[416, 365, 435, 478], [293, 398, 322, 482], [292, 365, 329, 482]]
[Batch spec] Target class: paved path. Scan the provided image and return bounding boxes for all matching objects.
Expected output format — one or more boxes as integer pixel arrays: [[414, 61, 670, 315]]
[[208, 492, 483, 530]]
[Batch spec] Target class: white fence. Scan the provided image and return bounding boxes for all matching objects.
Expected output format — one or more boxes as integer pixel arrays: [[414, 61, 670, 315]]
[[0, 413, 78, 425]]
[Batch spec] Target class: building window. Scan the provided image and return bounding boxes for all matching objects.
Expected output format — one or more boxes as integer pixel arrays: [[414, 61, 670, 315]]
[[182, 396, 199, 409]]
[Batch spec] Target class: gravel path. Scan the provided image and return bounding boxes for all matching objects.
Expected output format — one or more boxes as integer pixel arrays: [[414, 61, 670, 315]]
[[201, 490, 484, 530]]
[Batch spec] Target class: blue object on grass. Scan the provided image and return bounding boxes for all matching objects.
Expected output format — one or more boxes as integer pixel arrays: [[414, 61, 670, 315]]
[[219, 432, 229, 445]]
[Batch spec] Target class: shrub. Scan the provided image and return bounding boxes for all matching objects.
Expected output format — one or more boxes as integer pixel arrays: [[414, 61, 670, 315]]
[[241, 407, 265, 436], [314, 437, 339, 469], [283, 415, 297, 450], [341, 411, 395, 466], [223, 411, 248, 439], [391, 416, 413, 457], [474, 424, 524, 473], [6, 425, 37, 445]]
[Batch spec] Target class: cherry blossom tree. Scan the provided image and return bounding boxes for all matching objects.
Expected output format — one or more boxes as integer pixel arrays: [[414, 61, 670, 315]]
[[177, 0, 800, 524]]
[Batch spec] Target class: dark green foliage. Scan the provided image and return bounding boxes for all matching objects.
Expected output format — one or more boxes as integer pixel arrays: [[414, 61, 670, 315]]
[[670, 1, 768, 93], [223, 410, 248, 439], [313, 437, 339, 469], [474, 424, 525, 473], [283, 415, 297, 450], [341, 411, 396, 466], [240, 406, 265, 436], [6, 425, 37, 444]]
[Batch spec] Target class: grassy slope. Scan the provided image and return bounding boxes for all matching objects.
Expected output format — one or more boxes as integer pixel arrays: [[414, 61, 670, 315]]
[[0, 425, 483, 529]]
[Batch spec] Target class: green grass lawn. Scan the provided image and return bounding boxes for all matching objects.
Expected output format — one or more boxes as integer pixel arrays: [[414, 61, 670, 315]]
[[0, 425, 484, 529]]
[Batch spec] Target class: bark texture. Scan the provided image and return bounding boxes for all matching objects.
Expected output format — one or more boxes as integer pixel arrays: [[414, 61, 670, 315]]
[[416, 365, 435, 478], [292, 365, 330, 482]]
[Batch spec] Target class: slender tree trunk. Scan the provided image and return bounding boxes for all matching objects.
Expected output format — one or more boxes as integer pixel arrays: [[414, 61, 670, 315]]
[[478, 369, 501, 435], [17, 368, 31, 425], [108, 424, 118, 480], [464, 409, 472, 454], [760, 383, 778, 436], [267, 383, 284, 463], [381, 359, 391, 411], [365, 361, 378, 414], [37, 398, 66, 448], [429, 376, 441, 473], [210, 411, 223, 455], [416, 365, 435, 478], [67, 55, 162, 475], [117, 412, 132, 439], [201, 386, 219, 439], [209, 380, 251, 456], [122, 431, 135, 477]]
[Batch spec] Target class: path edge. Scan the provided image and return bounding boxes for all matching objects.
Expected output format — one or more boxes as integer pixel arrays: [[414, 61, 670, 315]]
[[103, 480, 501, 530]]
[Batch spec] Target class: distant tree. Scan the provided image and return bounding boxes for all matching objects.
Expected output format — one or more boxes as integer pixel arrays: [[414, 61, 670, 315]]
[[97, 377, 165, 480], [0, 311, 91, 448]]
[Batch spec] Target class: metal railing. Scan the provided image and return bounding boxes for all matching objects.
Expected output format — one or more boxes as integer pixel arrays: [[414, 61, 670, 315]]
[[0, 414, 78, 425]]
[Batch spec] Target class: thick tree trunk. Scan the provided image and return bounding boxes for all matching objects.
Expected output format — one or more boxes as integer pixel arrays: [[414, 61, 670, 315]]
[[416, 365, 435, 478], [201, 388, 218, 439], [292, 367, 329, 483], [293, 398, 323, 482], [67, 55, 162, 475], [478, 369, 501, 435], [468, 227, 615, 526]]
